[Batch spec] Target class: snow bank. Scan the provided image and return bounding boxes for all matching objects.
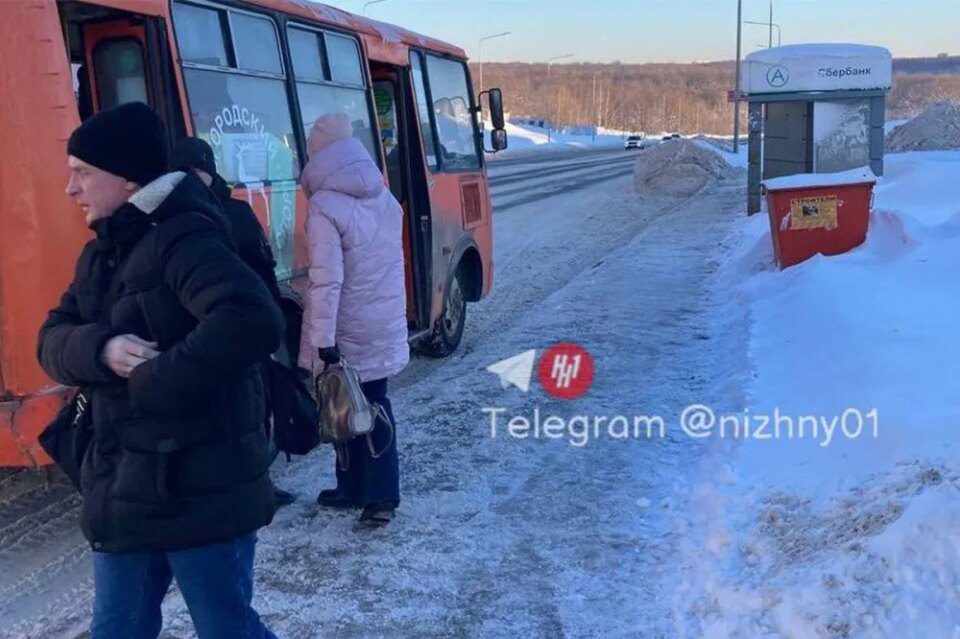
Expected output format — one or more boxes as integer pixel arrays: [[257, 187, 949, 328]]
[[885, 101, 960, 152], [633, 139, 740, 197], [883, 119, 909, 136], [693, 136, 749, 169], [671, 149, 960, 637], [761, 166, 875, 190]]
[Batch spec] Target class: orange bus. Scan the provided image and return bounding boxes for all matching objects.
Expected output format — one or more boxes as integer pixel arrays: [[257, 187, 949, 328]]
[[0, 0, 506, 467]]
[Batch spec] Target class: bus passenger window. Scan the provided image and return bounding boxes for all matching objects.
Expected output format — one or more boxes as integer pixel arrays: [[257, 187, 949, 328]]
[[181, 70, 298, 185], [174, 2, 299, 185], [172, 2, 228, 66], [325, 34, 364, 86], [93, 39, 148, 110], [288, 28, 325, 81], [231, 13, 283, 74], [288, 27, 378, 163]]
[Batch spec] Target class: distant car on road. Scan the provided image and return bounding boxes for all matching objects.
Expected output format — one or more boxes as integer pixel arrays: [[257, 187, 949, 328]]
[[661, 133, 682, 141], [624, 135, 652, 150]]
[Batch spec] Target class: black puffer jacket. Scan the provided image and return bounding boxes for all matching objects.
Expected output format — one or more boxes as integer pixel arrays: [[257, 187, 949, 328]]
[[211, 174, 283, 304], [37, 172, 283, 553]]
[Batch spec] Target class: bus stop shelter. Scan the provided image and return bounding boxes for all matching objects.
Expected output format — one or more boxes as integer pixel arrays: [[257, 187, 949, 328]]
[[743, 44, 893, 214]]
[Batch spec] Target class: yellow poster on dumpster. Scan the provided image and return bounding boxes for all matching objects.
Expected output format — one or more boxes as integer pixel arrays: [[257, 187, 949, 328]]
[[789, 195, 839, 230]]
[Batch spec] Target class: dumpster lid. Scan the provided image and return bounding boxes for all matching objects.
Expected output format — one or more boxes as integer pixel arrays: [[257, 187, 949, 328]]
[[762, 166, 877, 192]]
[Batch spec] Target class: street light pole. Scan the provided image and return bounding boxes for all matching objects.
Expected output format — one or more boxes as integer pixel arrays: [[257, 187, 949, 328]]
[[744, 20, 782, 47], [545, 54, 574, 142], [734, 0, 743, 153], [769, 0, 774, 49], [362, 0, 387, 15], [478, 31, 513, 94]]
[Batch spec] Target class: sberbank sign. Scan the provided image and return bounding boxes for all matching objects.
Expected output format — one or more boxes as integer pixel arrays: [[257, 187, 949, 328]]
[[742, 45, 892, 95], [818, 67, 873, 79]]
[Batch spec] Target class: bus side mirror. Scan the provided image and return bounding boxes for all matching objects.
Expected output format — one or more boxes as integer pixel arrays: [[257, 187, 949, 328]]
[[478, 88, 507, 153], [485, 88, 505, 130], [491, 128, 508, 152]]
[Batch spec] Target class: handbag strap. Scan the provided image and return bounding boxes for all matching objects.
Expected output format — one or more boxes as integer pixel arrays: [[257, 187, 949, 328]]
[[335, 443, 350, 472], [365, 403, 395, 460], [332, 404, 394, 471]]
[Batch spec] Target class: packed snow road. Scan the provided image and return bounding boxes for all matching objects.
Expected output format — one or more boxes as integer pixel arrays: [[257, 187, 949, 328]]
[[0, 148, 745, 638]]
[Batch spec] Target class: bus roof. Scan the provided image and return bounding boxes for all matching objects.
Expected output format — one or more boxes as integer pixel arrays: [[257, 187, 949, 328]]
[[87, 0, 466, 63], [280, 0, 467, 60]]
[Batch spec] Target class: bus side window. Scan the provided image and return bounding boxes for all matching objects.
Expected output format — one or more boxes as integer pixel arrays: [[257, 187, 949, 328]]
[[92, 39, 148, 110], [173, 2, 299, 185], [287, 26, 379, 165], [424, 55, 480, 172]]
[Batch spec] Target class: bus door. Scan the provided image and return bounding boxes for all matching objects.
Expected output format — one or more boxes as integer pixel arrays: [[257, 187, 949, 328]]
[[83, 19, 148, 112], [408, 50, 491, 352], [60, 3, 182, 141], [371, 67, 431, 333]]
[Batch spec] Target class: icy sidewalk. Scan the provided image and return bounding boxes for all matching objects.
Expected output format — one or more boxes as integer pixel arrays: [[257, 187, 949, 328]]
[[670, 150, 960, 638], [152, 173, 745, 637]]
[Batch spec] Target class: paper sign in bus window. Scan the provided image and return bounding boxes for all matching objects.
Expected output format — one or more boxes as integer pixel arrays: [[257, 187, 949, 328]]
[[789, 195, 839, 230]]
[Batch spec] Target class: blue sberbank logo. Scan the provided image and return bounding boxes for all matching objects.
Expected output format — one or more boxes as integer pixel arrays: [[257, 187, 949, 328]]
[[766, 65, 789, 88]]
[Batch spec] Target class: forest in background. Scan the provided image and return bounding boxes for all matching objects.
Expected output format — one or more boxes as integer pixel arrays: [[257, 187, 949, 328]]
[[469, 56, 960, 134]]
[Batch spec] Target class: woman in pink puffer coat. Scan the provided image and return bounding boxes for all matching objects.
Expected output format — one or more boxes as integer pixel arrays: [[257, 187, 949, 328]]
[[299, 112, 409, 527]]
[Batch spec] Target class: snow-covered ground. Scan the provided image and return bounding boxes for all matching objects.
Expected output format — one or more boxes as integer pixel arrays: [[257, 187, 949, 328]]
[[1, 120, 955, 638], [669, 146, 960, 637], [486, 121, 631, 158], [1, 149, 740, 638]]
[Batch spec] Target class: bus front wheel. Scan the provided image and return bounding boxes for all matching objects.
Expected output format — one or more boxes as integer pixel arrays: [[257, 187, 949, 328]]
[[420, 268, 466, 358]]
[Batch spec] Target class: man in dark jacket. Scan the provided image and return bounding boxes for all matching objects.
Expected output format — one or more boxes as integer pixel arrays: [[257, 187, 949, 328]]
[[38, 103, 281, 639], [172, 137, 296, 506], [172, 138, 282, 301]]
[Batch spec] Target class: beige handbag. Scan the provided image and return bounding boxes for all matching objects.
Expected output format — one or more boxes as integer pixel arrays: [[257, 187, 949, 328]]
[[314, 358, 394, 470]]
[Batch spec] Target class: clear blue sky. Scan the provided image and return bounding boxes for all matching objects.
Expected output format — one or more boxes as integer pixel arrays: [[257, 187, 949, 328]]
[[322, 0, 959, 63]]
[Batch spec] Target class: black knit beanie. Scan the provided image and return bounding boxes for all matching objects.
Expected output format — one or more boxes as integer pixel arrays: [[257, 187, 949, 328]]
[[67, 102, 168, 186], [172, 137, 218, 178]]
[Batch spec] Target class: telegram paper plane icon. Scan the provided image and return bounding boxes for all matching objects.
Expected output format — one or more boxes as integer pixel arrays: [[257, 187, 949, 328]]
[[486, 349, 536, 393]]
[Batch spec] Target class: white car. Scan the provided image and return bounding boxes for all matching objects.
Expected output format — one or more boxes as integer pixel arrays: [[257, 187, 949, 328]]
[[624, 135, 647, 150]]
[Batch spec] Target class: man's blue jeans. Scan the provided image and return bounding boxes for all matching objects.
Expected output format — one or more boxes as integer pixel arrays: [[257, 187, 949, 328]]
[[91, 533, 277, 639]]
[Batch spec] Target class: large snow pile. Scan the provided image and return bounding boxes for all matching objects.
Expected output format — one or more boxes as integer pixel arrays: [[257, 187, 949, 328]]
[[693, 136, 749, 168], [885, 101, 960, 152], [633, 139, 738, 197], [670, 150, 960, 637]]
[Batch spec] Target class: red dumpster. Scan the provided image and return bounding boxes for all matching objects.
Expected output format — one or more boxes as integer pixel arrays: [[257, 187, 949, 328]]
[[761, 167, 876, 269]]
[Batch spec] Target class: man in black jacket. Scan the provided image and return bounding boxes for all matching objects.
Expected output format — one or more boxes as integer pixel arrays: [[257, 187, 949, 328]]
[[172, 137, 296, 506], [38, 103, 281, 639]]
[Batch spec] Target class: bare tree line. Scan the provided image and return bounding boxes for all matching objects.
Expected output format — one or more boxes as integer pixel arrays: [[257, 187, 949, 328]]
[[471, 60, 960, 135]]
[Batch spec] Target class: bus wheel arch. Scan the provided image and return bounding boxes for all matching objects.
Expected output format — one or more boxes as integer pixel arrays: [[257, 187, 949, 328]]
[[419, 247, 482, 358], [456, 246, 483, 303]]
